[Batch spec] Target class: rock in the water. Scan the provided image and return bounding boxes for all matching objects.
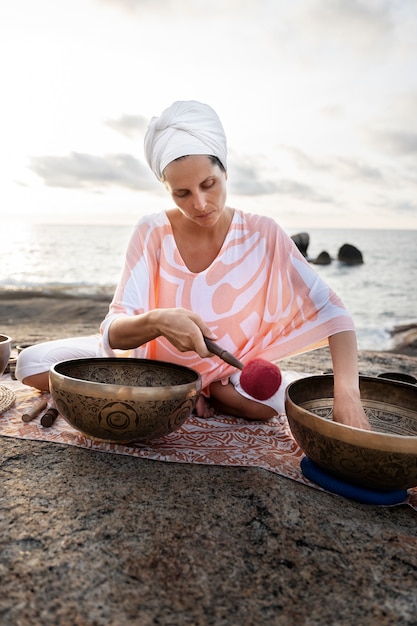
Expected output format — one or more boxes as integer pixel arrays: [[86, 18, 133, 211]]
[[291, 232, 310, 257], [338, 243, 364, 265], [311, 251, 332, 265]]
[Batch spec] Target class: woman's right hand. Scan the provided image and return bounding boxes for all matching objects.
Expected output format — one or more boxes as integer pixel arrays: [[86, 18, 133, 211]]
[[108, 307, 215, 357], [152, 307, 215, 357]]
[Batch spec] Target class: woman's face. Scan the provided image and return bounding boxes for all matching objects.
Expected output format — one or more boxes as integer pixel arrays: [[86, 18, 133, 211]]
[[163, 155, 227, 227]]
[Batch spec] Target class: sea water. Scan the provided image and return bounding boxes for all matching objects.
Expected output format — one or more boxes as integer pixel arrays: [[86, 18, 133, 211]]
[[0, 221, 416, 351]]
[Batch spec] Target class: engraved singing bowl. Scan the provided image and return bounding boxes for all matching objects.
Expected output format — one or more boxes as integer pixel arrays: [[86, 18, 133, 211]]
[[49, 358, 201, 443], [0, 334, 12, 376], [285, 375, 417, 491]]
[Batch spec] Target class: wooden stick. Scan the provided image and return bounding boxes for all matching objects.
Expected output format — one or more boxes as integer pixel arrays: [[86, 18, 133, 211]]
[[40, 408, 59, 428], [204, 337, 244, 370], [21, 398, 48, 423]]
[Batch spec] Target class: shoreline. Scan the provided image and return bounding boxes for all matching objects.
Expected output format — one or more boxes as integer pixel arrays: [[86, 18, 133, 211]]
[[1, 292, 416, 360]]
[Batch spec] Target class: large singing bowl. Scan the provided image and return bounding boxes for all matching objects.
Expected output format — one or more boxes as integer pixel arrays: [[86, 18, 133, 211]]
[[285, 375, 417, 491], [50, 358, 201, 443]]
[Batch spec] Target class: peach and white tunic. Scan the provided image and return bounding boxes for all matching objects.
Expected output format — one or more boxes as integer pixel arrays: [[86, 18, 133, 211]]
[[100, 209, 354, 393]]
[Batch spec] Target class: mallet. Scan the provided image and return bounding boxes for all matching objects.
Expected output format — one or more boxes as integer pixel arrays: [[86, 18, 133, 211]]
[[204, 337, 282, 401]]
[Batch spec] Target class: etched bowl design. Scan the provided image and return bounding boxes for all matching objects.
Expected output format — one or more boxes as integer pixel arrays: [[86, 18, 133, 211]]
[[285, 375, 417, 491], [50, 357, 201, 443]]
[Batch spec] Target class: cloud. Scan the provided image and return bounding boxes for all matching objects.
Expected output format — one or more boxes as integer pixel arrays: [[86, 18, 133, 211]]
[[97, 0, 242, 15], [29, 149, 333, 206], [306, 0, 395, 54], [273, 179, 333, 204], [227, 161, 279, 196], [284, 146, 384, 184], [371, 196, 417, 222], [28, 149, 283, 197], [319, 104, 345, 120], [335, 158, 383, 182], [394, 199, 417, 214], [30, 152, 157, 191], [29, 149, 283, 196], [368, 130, 417, 156], [97, 0, 160, 12], [390, 91, 417, 121], [105, 114, 148, 139], [227, 156, 332, 203]]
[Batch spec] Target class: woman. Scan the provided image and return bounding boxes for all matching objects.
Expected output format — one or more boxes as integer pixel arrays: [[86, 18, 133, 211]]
[[17, 100, 369, 429]]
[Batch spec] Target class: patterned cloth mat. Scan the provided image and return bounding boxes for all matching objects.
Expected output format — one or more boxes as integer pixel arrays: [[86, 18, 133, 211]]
[[1, 374, 416, 510]]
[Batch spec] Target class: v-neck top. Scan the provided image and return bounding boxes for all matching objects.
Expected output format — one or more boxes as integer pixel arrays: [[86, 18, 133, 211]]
[[100, 209, 354, 391]]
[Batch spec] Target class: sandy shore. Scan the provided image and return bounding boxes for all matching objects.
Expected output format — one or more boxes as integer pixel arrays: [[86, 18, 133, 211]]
[[0, 293, 111, 346]]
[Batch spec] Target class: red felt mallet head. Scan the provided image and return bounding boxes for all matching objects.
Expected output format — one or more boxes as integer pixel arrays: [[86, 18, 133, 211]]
[[203, 338, 282, 401], [239, 358, 282, 400]]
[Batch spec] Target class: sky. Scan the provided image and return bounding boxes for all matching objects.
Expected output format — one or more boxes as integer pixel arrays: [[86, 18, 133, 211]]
[[1, 0, 417, 230]]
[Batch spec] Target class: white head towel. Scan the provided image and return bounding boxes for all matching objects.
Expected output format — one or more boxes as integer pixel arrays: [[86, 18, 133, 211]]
[[144, 100, 227, 180]]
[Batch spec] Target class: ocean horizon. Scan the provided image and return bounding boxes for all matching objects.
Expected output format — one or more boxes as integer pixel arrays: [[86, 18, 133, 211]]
[[1, 221, 416, 352]]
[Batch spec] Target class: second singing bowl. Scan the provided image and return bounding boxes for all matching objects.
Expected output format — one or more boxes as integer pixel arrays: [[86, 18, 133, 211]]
[[0, 334, 12, 377], [285, 375, 417, 491], [50, 358, 201, 443]]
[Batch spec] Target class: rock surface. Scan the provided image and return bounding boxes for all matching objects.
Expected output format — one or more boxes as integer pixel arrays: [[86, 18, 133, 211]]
[[0, 433, 416, 626], [1, 296, 417, 624], [1, 348, 417, 625]]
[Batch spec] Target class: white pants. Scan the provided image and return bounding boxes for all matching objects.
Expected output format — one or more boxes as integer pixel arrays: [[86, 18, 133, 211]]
[[15, 335, 101, 383], [230, 370, 305, 415]]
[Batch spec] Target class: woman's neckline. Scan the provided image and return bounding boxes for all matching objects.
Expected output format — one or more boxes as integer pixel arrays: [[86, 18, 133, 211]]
[[165, 207, 236, 274]]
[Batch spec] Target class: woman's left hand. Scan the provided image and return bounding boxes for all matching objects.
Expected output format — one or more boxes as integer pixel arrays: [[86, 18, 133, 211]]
[[328, 331, 371, 430], [333, 390, 371, 430]]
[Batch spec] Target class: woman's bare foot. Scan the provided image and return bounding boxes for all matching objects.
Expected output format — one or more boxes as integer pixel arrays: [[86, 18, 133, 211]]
[[194, 395, 216, 418]]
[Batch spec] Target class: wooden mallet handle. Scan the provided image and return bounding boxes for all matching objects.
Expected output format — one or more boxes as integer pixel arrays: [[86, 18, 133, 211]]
[[203, 337, 244, 370]]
